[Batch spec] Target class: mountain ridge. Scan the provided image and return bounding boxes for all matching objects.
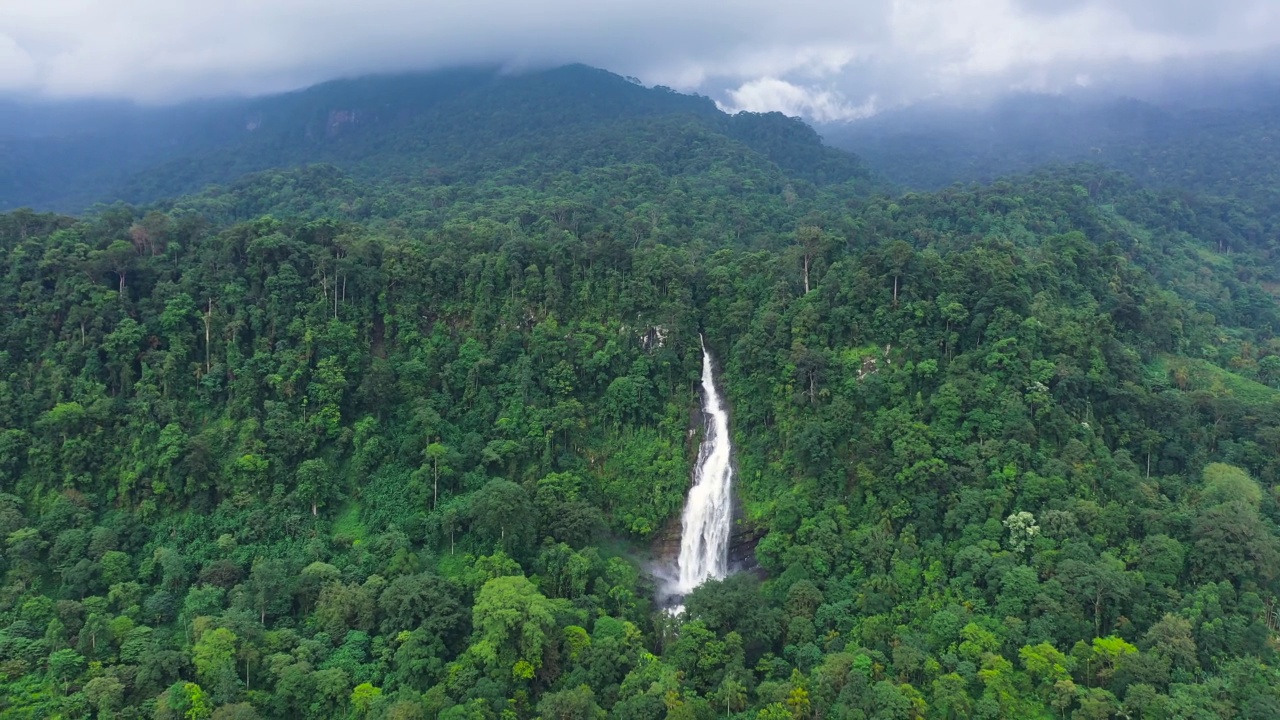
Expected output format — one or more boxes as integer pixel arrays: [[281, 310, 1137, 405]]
[[0, 64, 873, 213], [820, 88, 1280, 216]]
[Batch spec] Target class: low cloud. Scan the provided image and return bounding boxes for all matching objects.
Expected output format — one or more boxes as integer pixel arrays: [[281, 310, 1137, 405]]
[[722, 79, 878, 123], [0, 0, 1276, 117]]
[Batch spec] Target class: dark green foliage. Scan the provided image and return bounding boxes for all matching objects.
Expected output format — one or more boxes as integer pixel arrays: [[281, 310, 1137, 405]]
[[1, 70, 1279, 719], [2, 65, 874, 213]]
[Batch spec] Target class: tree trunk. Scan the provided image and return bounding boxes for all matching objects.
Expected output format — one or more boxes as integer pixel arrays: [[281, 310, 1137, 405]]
[[204, 299, 213, 373]]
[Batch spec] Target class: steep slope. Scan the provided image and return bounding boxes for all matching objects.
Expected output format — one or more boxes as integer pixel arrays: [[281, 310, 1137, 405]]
[[822, 89, 1280, 217], [2, 149, 1279, 716], [0, 65, 873, 212]]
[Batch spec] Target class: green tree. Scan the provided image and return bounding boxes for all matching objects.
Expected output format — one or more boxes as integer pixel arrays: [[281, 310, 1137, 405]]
[[1091, 636, 1138, 686], [1020, 642, 1072, 699], [295, 459, 332, 517], [469, 479, 535, 553], [1200, 463, 1262, 508], [193, 627, 239, 703], [47, 648, 85, 694], [351, 682, 383, 717], [931, 673, 973, 719], [83, 675, 125, 719], [537, 684, 605, 719], [424, 441, 450, 510], [470, 575, 561, 680]]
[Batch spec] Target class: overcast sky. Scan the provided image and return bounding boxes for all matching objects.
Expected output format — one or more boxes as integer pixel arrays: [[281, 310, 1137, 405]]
[[1, 0, 1277, 120]]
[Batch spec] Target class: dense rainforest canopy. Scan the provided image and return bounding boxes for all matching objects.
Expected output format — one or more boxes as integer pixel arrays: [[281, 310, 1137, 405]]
[[1, 66, 1278, 719]]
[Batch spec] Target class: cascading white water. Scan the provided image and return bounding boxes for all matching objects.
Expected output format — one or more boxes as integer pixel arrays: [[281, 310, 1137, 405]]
[[673, 339, 734, 596]]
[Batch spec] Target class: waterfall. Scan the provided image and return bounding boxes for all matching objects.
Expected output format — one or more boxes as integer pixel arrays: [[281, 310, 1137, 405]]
[[673, 339, 734, 596]]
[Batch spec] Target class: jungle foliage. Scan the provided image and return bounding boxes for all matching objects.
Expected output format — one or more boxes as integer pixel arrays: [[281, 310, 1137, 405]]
[[1, 67, 1279, 719]]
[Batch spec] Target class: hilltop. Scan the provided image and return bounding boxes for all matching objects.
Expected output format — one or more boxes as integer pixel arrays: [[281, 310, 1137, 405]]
[[0, 65, 873, 213]]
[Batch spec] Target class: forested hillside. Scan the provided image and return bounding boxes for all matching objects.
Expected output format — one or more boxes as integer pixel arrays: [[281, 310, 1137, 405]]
[[0, 66, 870, 213], [1, 67, 1279, 719], [822, 89, 1280, 218]]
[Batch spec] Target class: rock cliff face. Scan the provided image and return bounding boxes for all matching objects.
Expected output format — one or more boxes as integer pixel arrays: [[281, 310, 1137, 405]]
[[651, 510, 684, 565], [728, 514, 764, 574], [651, 485, 762, 573], [325, 109, 368, 138]]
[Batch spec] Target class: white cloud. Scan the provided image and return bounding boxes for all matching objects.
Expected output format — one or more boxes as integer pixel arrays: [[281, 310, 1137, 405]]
[[722, 78, 878, 122], [0, 0, 1276, 114], [0, 34, 37, 90]]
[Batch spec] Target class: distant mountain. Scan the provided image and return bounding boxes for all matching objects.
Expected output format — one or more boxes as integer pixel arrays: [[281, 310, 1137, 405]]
[[0, 65, 873, 212], [821, 89, 1280, 214]]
